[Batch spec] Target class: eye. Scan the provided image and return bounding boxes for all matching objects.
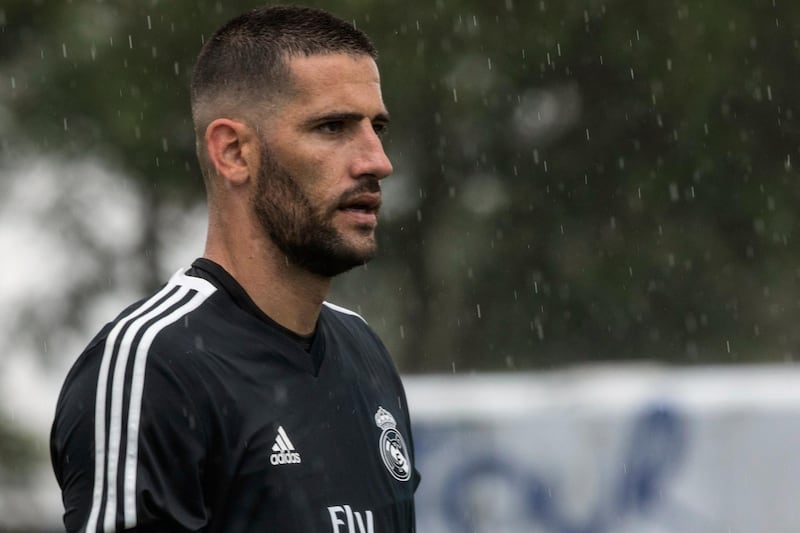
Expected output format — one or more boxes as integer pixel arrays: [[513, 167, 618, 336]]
[[317, 121, 345, 134], [372, 122, 389, 138]]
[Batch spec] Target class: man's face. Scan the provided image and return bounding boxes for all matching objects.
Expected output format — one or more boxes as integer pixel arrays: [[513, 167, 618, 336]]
[[252, 53, 393, 277]]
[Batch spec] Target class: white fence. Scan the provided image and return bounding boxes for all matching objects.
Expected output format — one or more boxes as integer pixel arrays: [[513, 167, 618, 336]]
[[406, 365, 800, 533]]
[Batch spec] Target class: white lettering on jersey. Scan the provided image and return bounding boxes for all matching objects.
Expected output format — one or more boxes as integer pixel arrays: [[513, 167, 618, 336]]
[[328, 505, 375, 533]]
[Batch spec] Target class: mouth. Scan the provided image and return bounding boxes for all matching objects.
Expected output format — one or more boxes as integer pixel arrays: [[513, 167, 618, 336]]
[[337, 193, 381, 230], [338, 193, 381, 215]]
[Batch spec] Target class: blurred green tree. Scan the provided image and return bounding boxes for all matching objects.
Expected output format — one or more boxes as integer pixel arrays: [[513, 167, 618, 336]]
[[1, 0, 799, 378]]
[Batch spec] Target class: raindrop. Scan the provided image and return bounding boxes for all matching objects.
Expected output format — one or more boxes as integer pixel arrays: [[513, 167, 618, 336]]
[[61, 43, 68, 58], [669, 183, 679, 201], [128, 35, 134, 49], [147, 15, 152, 30], [533, 320, 544, 339], [63, 118, 68, 131], [452, 87, 458, 103], [476, 304, 482, 318]]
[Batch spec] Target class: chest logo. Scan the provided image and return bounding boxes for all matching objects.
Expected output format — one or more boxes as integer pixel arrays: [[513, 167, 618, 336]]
[[270, 425, 302, 465], [374, 406, 411, 482]]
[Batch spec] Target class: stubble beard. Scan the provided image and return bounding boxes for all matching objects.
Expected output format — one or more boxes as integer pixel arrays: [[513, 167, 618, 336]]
[[252, 145, 378, 278]]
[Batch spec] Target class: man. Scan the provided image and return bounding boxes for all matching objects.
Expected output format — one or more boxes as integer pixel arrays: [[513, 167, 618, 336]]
[[50, 5, 419, 532]]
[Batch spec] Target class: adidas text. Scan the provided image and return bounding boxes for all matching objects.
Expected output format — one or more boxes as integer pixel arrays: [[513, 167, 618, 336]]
[[270, 425, 302, 465], [270, 451, 301, 465]]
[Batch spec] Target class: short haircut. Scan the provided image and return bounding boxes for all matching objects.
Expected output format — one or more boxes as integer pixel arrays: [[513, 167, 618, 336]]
[[190, 5, 377, 180]]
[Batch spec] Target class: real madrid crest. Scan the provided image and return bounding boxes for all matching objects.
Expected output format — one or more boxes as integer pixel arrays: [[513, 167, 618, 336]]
[[374, 406, 411, 482]]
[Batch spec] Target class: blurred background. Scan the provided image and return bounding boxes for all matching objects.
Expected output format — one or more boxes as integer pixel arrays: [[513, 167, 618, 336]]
[[2, 0, 800, 530]]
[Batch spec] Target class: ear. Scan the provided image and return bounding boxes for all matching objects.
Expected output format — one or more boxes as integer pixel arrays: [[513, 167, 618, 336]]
[[204, 118, 258, 186]]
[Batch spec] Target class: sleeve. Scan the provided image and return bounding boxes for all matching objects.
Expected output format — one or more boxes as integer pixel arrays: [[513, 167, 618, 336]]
[[51, 337, 211, 532]]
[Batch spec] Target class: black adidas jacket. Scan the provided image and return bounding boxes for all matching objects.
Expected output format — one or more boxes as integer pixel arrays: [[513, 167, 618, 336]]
[[51, 258, 419, 532]]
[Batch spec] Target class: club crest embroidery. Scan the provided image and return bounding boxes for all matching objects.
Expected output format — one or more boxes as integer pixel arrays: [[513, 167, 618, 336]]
[[374, 406, 411, 482]]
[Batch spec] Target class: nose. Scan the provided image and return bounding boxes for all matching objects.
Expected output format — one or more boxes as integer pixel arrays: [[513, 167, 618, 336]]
[[352, 122, 393, 180]]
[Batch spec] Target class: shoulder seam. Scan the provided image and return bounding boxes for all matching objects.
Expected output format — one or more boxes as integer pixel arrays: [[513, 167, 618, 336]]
[[322, 301, 368, 324], [169, 267, 218, 296]]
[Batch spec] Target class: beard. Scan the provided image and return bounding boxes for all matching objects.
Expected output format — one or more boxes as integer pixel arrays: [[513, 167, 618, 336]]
[[252, 143, 379, 278]]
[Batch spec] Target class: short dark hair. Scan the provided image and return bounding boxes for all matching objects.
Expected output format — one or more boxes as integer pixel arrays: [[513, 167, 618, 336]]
[[190, 5, 377, 133]]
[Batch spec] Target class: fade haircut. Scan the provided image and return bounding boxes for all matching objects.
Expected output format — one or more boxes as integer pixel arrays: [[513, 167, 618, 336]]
[[190, 5, 378, 181]]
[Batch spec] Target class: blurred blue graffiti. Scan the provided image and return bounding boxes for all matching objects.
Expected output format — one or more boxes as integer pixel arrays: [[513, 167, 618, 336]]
[[439, 404, 686, 533]]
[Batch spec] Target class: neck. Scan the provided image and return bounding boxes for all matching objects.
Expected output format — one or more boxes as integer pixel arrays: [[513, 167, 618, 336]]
[[204, 226, 330, 336]]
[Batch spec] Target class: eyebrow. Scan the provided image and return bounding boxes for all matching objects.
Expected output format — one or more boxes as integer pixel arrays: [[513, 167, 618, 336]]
[[304, 111, 391, 127]]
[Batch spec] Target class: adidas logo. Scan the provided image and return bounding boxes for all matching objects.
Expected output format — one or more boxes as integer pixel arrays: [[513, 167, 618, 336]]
[[270, 425, 302, 465]]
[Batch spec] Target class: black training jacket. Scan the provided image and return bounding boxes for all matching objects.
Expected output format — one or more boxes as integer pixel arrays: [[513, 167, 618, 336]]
[[51, 258, 419, 532]]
